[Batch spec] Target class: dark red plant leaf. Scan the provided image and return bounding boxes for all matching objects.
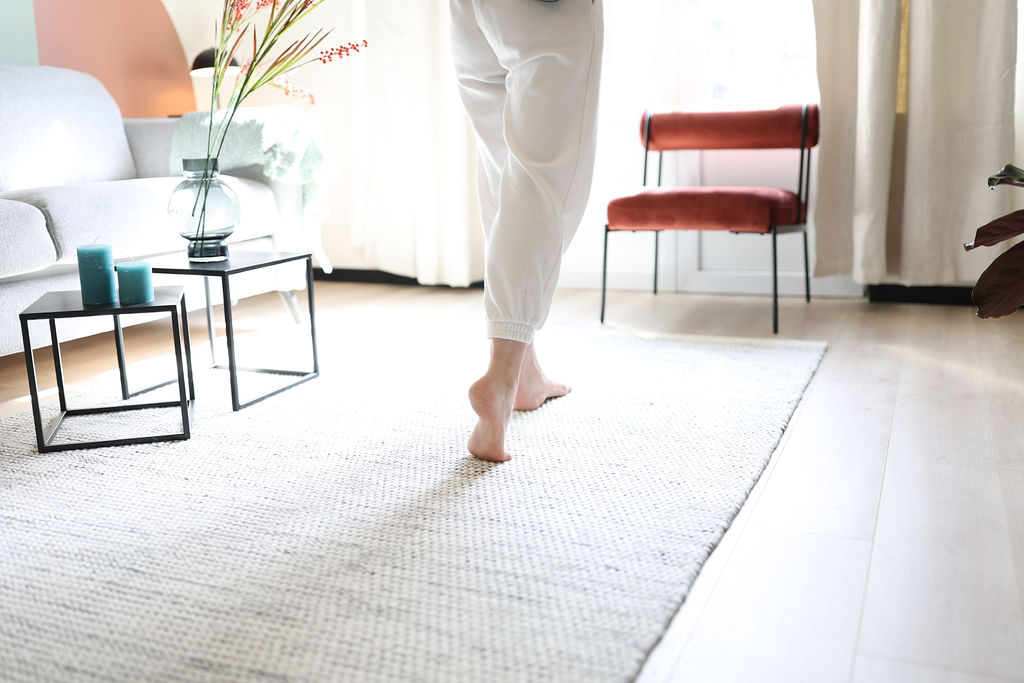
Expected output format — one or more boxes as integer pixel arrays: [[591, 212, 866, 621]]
[[972, 239, 1024, 318], [988, 163, 1024, 190], [964, 210, 1024, 251]]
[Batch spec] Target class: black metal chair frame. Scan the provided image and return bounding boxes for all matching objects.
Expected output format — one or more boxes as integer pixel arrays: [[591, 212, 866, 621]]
[[600, 104, 815, 334]]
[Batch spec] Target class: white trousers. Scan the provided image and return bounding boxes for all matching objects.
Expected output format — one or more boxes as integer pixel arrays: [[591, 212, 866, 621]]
[[451, 0, 603, 344]]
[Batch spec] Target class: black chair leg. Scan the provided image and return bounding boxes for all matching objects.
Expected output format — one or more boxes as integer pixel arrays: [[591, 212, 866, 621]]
[[653, 231, 660, 295], [600, 226, 609, 323], [803, 230, 811, 302], [772, 227, 779, 334]]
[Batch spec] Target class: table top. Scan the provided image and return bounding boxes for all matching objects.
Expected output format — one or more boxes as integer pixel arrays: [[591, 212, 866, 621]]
[[20, 286, 184, 319], [146, 250, 311, 277]]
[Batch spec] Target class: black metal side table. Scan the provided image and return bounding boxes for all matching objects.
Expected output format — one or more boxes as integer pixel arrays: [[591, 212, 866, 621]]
[[19, 286, 194, 453], [146, 251, 319, 411]]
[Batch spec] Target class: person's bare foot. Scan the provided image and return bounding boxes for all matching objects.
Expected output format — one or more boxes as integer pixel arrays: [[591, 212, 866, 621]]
[[467, 339, 526, 462], [514, 342, 571, 411], [468, 375, 513, 462]]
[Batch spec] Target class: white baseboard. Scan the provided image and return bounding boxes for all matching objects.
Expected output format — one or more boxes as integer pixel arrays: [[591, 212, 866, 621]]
[[558, 268, 865, 299]]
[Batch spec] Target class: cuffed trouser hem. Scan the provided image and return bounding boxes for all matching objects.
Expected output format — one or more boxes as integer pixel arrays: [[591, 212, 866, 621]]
[[487, 320, 534, 345]]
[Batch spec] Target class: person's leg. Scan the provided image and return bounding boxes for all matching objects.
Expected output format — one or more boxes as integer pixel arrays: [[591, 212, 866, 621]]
[[453, 0, 603, 460], [475, 0, 603, 345], [450, 0, 507, 244], [451, 0, 519, 460], [480, 0, 602, 423]]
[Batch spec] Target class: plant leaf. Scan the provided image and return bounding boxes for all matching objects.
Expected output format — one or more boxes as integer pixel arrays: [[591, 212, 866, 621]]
[[225, 29, 247, 71], [972, 239, 1024, 318], [963, 210, 1024, 251], [988, 164, 1024, 190]]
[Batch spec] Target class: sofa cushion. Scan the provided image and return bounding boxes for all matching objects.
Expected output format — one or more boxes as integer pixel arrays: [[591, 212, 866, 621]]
[[2, 176, 282, 263], [0, 199, 56, 278], [124, 118, 177, 179], [0, 66, 137, 193]]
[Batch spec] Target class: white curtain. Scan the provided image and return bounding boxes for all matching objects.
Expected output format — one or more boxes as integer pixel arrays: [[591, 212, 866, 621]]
[[313, 0, 483, 286], [811, 0, 1019, 285], [162, 0, 484, 285]]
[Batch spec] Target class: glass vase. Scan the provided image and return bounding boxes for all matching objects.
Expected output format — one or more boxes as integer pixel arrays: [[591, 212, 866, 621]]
[[167, 158, 239, 262]]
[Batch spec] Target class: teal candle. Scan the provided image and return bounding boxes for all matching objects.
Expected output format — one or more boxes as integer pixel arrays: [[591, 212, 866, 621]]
[[76, 244, 117, 306], [116, 261, 154, 305]]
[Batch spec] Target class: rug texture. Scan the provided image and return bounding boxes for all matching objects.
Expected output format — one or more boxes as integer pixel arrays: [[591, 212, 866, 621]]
[[0, 328, 825, 682]]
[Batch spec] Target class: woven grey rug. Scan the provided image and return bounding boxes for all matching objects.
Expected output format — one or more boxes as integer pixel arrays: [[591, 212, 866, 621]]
[[0, 328, 824, 682]]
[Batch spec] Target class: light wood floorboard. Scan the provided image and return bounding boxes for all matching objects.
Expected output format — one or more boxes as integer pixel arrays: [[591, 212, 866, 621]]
[[664, 527, 871, 683], [852, 655, 1024, 683], [856, 308, 1024, 678], [2, 283, 1023, 682]]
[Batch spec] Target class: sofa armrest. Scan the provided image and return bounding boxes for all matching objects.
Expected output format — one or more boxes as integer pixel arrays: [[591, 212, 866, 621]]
[[124, 118, 178, 178], [0, 198, 56, 278]]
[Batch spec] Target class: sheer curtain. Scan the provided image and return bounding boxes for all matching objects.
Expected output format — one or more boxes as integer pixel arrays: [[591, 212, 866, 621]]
[[308, 0, 825, 289], [325, 0, 694, 288], [161, 0, 483, 285], [314, 0, 483, 286], [811, 0, 1020, 285]]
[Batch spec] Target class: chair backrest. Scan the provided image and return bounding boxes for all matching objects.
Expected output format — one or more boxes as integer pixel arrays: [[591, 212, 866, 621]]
[[641, 104, 819, 152], [637, 103, 819, 225]]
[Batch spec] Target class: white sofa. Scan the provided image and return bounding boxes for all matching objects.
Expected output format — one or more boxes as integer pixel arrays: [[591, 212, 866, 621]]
[[0, 66, 309, 358]]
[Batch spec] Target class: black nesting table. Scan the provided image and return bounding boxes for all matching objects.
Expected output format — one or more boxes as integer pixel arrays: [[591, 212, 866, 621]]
[[146, 251, 319, 411], [19, 286, 194, 452]]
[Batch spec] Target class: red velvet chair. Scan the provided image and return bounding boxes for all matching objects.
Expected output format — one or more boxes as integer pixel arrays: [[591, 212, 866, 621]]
[[600, 104, 819, 333]]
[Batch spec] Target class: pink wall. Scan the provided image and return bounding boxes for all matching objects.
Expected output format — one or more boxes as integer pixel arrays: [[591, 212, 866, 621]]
[[33, 0, 195, 118]]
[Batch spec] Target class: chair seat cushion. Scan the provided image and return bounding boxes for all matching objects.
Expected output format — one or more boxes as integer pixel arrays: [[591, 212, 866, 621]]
[[607, 186, 801, 233]]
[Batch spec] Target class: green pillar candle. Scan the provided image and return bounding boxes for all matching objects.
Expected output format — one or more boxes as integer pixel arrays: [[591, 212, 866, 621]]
[[116, 261, 154, 305], [76, 244, 117, 306]]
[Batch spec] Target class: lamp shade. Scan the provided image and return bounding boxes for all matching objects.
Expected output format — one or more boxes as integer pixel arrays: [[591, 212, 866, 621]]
[[190, 48, 239, 73], [189, 48, 241, 111]]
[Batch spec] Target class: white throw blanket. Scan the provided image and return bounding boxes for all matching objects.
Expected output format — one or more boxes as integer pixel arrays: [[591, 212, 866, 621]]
[[170, 105, 332, 271]]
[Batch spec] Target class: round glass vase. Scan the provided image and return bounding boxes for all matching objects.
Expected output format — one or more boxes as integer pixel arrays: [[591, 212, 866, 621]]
[[167, 158, 239, 262]]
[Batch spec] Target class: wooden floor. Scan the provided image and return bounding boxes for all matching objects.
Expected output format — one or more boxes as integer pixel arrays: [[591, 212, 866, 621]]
[[2, 282, 1023, 682]]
